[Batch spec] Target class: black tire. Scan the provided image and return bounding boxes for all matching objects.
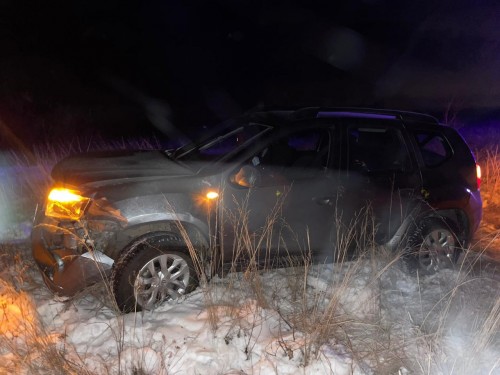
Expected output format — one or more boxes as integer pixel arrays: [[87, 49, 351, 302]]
[[404, 218, 461, 275], [111, 232, 197, 313]]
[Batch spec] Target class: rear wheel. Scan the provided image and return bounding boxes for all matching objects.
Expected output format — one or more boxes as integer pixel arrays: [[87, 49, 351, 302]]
[[112, 233, 197, 312], [405, 218, 461, 275]]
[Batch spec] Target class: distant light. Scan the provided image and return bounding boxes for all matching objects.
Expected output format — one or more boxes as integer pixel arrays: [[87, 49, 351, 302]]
[[206, 191, 219, 200]]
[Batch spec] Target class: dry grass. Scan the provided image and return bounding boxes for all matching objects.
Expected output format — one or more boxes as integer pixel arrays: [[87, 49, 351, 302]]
[[403, 263, 500, 375], [477, 145, 500, 208], [174, 189, 401, 368], [472, 144, 500, 260], [0, 245, 93, 374], [1, 131, 499, 374]]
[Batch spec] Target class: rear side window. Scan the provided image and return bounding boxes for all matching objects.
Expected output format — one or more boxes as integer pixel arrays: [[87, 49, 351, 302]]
[[348, 127, 410, 172], [414, 132, 452, 167]]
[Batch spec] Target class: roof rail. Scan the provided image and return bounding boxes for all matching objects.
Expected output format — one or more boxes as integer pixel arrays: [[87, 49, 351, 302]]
[[293, 107, 439, 124]]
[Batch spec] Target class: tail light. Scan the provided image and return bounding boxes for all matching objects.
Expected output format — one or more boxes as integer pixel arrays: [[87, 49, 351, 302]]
[[476, 163, 481, 190]]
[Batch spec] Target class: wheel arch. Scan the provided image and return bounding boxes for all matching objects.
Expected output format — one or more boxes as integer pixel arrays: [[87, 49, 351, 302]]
[[386, 207, 470, 251], [110, 220, 210, 260]]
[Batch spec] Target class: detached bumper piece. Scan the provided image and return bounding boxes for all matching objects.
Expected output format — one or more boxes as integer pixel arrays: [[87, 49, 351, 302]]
[[32, 222, 112, 296]]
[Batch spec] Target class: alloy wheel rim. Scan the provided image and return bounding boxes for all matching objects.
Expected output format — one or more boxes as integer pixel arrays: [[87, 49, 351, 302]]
[[418, 229, 456, 272], [134, 254, 190, 310]]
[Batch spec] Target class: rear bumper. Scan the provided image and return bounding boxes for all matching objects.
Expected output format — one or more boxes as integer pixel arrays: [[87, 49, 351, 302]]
[[469, 190, 483, 234], [32, 220, 113, 296], [467, 189, 483, 237]]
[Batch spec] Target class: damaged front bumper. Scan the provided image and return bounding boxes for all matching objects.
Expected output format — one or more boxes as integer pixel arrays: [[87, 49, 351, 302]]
[[32, 216, 115, 297]]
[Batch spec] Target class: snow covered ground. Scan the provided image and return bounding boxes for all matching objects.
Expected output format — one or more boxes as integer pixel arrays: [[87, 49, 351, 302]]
[[0, 157, 499, 374], [1, 238, 499, 374]]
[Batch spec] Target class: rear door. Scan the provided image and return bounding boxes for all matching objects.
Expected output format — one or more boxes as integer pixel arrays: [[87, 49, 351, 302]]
[[340, 120, 422, 245], [408, 126, 477, 204]]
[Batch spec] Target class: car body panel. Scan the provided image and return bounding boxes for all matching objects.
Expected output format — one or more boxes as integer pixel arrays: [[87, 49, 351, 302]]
[[32, 108, 483, 296]]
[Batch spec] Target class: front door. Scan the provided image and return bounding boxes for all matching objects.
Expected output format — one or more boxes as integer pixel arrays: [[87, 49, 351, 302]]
[[219, 126, 340, 267]]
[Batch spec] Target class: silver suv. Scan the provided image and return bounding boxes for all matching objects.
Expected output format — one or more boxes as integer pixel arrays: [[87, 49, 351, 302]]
[[32, 108, 483, 311]]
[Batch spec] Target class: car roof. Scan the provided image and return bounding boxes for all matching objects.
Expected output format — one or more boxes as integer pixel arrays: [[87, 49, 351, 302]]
[[244, 107, 440, 127], [176, 107, 441, 157]]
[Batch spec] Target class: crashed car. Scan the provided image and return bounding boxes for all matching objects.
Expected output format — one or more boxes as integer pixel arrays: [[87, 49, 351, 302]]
[[32, 108, 482, 312]]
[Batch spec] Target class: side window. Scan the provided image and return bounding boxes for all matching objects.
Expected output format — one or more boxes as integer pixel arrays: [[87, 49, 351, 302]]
[[414, 132, 452, 167], [230, 128, 331, 187], [260, 129, 330, 171], [348, 127, 410, 172]]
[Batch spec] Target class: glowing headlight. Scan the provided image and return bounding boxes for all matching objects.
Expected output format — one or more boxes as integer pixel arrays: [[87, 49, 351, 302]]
[[45, 187, 90, 220]]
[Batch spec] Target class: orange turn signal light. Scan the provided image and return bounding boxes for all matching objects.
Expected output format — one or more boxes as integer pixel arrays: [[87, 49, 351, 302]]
[[206, 191, 219, 200]]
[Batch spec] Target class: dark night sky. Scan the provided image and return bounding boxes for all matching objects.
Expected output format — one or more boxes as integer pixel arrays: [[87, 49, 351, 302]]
[[1, 0, 500, 146]]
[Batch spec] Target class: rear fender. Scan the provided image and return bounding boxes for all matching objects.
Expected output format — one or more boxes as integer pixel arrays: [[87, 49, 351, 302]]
[[385, 208, 469, 250]]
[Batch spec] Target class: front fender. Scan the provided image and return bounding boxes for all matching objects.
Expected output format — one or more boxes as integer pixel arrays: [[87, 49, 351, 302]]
[[109, 218, 210, 260], [127, 211, 209, 233]]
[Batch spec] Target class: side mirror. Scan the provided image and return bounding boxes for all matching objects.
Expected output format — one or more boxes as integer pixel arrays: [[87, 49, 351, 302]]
[[232, 165, 261, 188]]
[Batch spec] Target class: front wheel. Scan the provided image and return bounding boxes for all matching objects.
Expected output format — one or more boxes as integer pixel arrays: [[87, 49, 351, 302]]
[[405, 218, 461, 275], [112, 233, 197, 312]]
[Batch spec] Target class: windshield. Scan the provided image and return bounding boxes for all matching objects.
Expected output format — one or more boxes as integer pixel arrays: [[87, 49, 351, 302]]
[[174, 123, 271, 163]]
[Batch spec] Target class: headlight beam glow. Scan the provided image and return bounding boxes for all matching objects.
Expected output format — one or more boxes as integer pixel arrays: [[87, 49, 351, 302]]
[[46, 187, 90, 220]]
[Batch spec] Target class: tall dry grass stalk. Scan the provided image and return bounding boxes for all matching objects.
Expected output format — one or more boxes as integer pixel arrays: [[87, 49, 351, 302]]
[[8, 136, 163, 200], [171, 186, 398, 367], [271, 207, 392, 367], [1, 132, 498, 373], [408, 270, 500, 375], [170, 186, 289, 332], [0, 244, 93, 374], [478, 145, 500, 205]]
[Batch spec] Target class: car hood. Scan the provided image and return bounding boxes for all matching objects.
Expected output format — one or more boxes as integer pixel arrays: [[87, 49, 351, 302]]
[[52, 150, 194, 185]]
